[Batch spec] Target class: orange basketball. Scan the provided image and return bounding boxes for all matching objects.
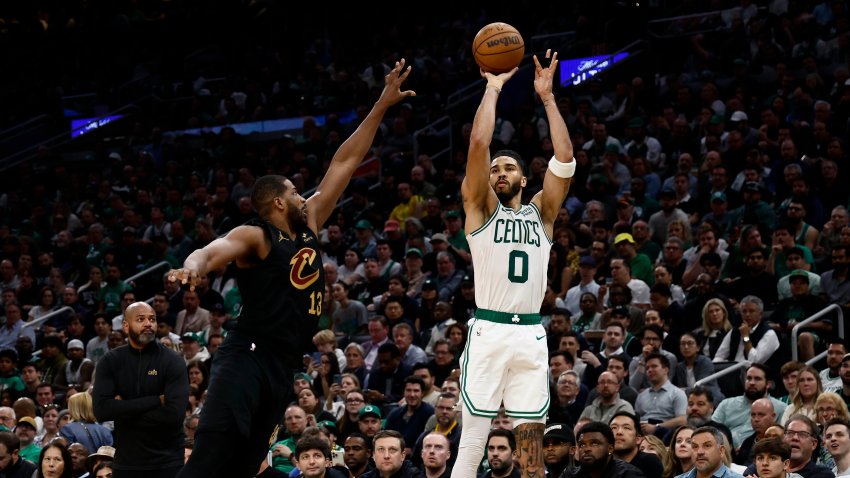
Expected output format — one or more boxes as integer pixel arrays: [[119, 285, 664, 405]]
[[472, 22, 525, 74]]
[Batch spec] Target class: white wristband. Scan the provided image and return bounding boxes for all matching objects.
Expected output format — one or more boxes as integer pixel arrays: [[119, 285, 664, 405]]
[[548, 156, 576, 178]]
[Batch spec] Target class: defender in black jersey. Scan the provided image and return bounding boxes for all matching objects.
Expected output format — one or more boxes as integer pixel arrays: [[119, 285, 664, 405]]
[[171, 60, 416, 478]]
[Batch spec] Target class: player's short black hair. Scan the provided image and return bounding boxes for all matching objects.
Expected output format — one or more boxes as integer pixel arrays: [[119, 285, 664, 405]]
[[491, 149, 527, 176]]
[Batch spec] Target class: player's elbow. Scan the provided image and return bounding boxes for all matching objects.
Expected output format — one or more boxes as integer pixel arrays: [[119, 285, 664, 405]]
[[468, 134, 490, 152]]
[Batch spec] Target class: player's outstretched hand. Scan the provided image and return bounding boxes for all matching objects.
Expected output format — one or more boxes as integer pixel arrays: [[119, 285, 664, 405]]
[[379, 59, 416, 107], [168, 267, 201, 291]]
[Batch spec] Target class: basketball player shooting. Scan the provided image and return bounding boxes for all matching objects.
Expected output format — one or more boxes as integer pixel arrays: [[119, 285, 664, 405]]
[[451, 49, 575, 478]]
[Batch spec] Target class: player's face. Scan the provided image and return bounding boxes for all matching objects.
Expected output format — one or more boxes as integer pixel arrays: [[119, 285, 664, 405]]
[[489, 156, 525, 204], [281, 180, 307, 226]]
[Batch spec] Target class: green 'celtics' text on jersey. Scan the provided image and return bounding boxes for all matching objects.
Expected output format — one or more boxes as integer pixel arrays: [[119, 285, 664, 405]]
[[467, 203, 552, 314]]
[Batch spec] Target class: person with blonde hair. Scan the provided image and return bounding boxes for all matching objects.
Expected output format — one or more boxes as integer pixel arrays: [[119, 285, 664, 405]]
[[639, 434, 668, 462], [666, 218, 692, 250], [59, 392, 112, 453], [780, 366, 823, 425], [815, 392, 850, 469], [312, 329, 346, 370], [693, 299, 731, 358]]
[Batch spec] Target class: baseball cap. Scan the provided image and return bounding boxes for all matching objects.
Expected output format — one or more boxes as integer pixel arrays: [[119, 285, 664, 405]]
[[431, 233, 448, 243], [604, 144, 620, 154], [445, 210, 462, 219], [544, 423, 575, 443], [86, 446, 116, 472], [659, 188, 676, 198], [108, 152, 122, 161], [842, 352, 850, 364], [614, 233, 636, 245], [579, 256, 597, 268], [317, 420, 338, 435], [710, 191, 727, 203], [211, 303, 226, 314], [16, 417, 36, 430], [743, 181, 761, 193], [709, 114, 724, 125], [67, 339, 84, 350], [461, 275, 473, 286], [294, 372, 313, 384], [354, 220, 373, 230], [384, 220, 400, 232], [422, 279, 437, 290], [789, 269, 810, 283], [181, 332, 203, 345], [122, 226, 135, 234], [405, 248, 423, 258], [358, 405, 382, 420], [730, 111, 748, 122]]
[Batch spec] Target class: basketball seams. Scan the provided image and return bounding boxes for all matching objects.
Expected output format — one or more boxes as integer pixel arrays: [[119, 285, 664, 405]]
[[472, 22, 524, 73]]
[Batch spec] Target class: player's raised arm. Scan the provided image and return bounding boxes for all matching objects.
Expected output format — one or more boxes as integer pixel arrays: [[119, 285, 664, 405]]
[[532, 50, 575, 233], [307, 59, 415, 231], [169, 225, 265, 289], [461, 67, 518, 224]]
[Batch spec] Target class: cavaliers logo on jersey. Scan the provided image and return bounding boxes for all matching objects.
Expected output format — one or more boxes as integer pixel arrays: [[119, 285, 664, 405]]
[[289, 247, 321, 290]]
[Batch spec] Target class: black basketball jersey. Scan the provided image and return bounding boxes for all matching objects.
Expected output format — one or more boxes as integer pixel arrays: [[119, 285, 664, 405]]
[[234, 218, 324, 367]]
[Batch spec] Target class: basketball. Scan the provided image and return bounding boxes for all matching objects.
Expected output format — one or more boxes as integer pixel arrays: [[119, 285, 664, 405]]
[[472, 22, 525, 74]]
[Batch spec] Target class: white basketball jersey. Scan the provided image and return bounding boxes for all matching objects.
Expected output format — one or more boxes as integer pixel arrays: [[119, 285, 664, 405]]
[[467, 203, 552, 313]]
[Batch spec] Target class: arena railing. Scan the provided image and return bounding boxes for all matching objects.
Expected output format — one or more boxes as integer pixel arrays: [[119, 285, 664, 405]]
[[123, 261, 173, 287], [413, 115, 453, 168], [694, 304, 845, 393], [792, 303, 844, 365], [0, 103, 142, 173], [21, 306, 74, 331]]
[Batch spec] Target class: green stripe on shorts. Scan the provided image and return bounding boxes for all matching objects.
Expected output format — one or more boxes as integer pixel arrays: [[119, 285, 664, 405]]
[[474, 308, 541, 325], [459, 319, 499, 417]]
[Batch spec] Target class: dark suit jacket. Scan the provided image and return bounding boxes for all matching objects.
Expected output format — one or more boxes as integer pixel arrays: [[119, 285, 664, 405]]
[[365, 363, 412, 406]]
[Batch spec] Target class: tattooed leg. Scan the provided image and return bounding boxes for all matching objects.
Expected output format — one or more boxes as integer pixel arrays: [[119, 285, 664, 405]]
[[515, 422, 545, 478]]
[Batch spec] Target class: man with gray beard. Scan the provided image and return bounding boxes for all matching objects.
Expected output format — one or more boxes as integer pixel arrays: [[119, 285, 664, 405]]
[[92, 302, 189, 478]]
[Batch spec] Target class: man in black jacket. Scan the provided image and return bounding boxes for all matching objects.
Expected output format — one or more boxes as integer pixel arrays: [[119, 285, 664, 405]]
[[0, 431, 36, 478], [561, 421, 646, 477], [92, 301, 189, 478]]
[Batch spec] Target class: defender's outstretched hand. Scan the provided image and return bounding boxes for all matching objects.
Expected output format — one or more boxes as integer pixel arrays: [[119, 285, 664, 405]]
[[378, 59, 417, 106], [168, 267, 201, 291]]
